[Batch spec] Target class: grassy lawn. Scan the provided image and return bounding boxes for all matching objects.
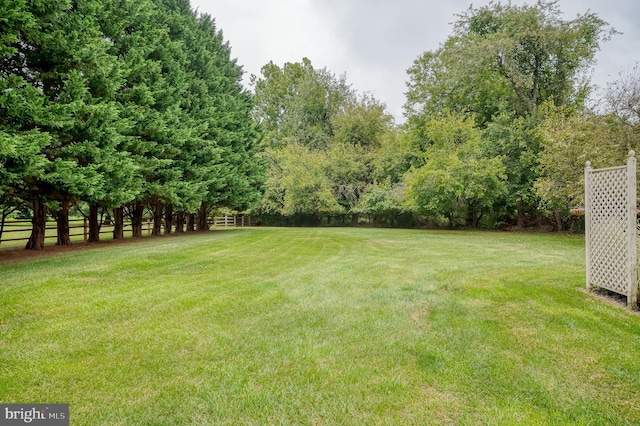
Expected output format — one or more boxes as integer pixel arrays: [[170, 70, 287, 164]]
[[1, 227, 639, 425]]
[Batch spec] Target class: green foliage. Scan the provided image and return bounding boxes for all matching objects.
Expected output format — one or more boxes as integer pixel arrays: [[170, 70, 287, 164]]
[[276, 143, 343, 216], [0, 0, 32, 60], [252, 60, 396, 221], [536, 80, 640, 223], [456, 1, 611, 114], [483, 110, 545, 224], [325, 142, 373, 212], [404, 112, 507, 227], [354, 180, 406, 220], [370, 129, 413, 184], [603, 64, 640, 139], [406, 1, 613, 125], [0, 0, 123, 214], [251, 58, 352, 150], [531, 67, 640, 229], [0, 131, 50, 203], [405, 148, 464, 225], [332, 94, 392, 148], [405, 40, 510, 128]]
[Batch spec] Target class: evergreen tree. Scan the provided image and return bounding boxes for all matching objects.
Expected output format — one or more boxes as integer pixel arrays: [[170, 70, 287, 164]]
[[1, 0, 126, 248], [1, 0, 264, 247]]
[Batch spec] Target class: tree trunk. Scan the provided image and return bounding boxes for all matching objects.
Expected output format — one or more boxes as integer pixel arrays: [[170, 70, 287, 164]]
[[26, 198, 47, 250], [186, 213, 195, 232], [131, 201, 144, 238], [113, 207, 124, 239], [553, 209, 564, 232], [0, 207, 17, 244], [0, 209, 6, 245], [164, 205, 173, 235], [88, 204, 100, 242], [152, 199, 163, 236], [175, 212, 185, 233], [466, 208, 482, 228], [197, 205, 209, 231], [447, 212, 455, 228], [55, 199, 71, 246], [516, 200, 525, 229]]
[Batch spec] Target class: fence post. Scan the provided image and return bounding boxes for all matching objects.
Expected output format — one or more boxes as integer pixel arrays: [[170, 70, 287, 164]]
[[627, 151, 637, 309], [83, 217, 88, 242], [585, 160, 592, 291], [147, 217, 151, 235]]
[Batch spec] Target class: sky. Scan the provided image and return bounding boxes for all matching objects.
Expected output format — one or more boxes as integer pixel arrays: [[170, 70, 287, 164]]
[[189, 0, 640, 122]]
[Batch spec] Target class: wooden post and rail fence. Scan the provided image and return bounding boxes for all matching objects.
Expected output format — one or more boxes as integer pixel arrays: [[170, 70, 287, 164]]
[[0, 215, 256, 247]]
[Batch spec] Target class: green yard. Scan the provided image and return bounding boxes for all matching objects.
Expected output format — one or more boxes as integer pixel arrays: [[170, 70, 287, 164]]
[[1, 228, 639, 425]]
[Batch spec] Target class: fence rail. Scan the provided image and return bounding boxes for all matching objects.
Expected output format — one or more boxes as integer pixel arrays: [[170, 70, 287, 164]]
[[209, 215, 256, 227], [0, 215, 255, 247]]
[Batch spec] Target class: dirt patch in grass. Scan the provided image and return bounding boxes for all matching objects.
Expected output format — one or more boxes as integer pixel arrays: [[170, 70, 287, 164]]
[[585, 287, 640, 316]]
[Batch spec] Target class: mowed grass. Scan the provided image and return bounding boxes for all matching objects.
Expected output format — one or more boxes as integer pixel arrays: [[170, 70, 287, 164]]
[[1, 227, 640, 425]]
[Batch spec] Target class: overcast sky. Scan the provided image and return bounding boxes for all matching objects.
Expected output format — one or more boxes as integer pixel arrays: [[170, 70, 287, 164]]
[[189, 0, 640, 122]]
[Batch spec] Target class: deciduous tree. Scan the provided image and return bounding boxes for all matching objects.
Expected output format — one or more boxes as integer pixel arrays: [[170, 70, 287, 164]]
[[404, 1, 613, 227]]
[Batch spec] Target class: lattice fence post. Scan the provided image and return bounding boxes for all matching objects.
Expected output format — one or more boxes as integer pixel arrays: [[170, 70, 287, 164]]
[[585, 160, 592, 292], [626, 151, 637, 309]]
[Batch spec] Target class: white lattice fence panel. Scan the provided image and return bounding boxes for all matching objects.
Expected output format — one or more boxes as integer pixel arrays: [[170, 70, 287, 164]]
[[585, 151, 638, 309], [587, 166, 629, 293]]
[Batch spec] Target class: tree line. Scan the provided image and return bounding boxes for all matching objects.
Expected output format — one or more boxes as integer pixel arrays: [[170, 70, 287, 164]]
[[2, 1, 640, 250], [250, 1, 639, 231], [0, 0, 263, 249]]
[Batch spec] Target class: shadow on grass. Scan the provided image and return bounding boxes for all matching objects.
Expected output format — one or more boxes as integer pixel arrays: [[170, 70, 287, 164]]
[[0, 229, 244, 264]]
